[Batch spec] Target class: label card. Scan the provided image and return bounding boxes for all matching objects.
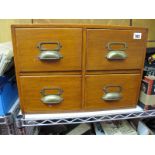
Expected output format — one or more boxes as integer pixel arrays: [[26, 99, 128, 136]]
[[133, 33, 142, 39]]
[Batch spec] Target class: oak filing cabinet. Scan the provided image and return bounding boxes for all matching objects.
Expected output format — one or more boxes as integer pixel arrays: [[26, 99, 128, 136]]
[[11, 24, 148, 114]]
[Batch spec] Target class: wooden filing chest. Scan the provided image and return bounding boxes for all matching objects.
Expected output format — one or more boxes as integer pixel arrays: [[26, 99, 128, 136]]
[[11, 24, 148, 114]]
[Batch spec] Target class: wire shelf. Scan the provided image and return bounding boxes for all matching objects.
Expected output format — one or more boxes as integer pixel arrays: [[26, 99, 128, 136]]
[[16, 106, 155, 127]]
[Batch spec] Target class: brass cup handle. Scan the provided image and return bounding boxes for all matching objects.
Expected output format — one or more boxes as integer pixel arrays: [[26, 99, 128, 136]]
[[40, 88, 63, 105], [106, 42, 128, 60], [37, 41, 63, 60], [106, 51, 127, 60], [102, 85, 122, 101]]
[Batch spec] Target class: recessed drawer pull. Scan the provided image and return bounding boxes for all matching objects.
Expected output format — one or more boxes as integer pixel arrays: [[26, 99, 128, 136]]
[[40, 88, 63, 105], [37, 42, 63, 60], [106, 42, 128, 60], [102, 85, 122, 101]]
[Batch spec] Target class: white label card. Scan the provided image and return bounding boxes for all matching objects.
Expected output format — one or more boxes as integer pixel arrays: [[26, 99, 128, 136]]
[[133, 33, 142, 39]]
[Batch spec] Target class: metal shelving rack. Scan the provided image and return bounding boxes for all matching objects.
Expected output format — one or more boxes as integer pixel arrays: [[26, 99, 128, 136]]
[[15, 106, 155, 134], [0, 99, 20, 135], [0, 115, 12, 134]]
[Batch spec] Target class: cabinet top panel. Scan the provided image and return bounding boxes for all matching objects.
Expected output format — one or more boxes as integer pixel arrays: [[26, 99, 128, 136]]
[[11, 24, 148, 31]]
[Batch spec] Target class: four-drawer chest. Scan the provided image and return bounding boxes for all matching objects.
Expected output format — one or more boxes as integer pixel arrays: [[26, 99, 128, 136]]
[[11, 24, 148, 114]]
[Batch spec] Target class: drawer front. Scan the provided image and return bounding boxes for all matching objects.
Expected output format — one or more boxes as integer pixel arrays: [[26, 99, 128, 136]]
[[15, 28, 82, 72], [85, 74, 141, 110], [86, 29, 147, 70], [19, 75, 82, 113]]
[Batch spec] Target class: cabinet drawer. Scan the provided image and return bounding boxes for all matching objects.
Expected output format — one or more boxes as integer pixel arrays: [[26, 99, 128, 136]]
[[19, 75, 82, 113], [86, 29, 147, 71], [15, 28, 82, 72], [85, 74, 141, 110]]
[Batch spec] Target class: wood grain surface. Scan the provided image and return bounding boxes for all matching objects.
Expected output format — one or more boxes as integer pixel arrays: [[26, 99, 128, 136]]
[[19, 75, 82, 114], [86, 29, 147, 70], [14, 28, 82, 72], [85, 74, 141, 110]]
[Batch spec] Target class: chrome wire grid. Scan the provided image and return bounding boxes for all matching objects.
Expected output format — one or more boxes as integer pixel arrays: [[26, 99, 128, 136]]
[[16, 109, 155, 127]]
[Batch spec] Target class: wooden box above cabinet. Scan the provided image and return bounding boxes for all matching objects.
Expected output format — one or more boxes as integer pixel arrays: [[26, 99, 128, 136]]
[[12, 24, 148, 114]]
